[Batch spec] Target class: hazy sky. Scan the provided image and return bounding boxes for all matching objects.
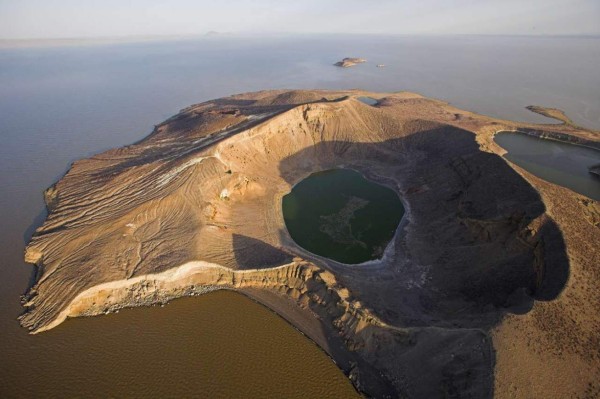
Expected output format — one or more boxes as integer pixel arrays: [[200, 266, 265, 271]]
[[1, 0, 598, 40]]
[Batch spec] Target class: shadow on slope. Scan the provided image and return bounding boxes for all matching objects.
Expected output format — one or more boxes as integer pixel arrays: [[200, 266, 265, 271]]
[[270, 124, 570, 398], [232, 234, 293, 270], [276, 125, 569, 316]]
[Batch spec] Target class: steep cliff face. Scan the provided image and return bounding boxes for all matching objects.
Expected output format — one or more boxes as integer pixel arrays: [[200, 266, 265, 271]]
[[21, 90, 599, 398]]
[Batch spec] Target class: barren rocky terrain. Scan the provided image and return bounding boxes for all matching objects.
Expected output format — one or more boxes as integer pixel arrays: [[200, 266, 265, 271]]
[[22, 89, 599, 398]]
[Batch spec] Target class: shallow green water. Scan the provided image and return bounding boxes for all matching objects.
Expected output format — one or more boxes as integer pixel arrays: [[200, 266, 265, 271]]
[[494, 132, 600, 200], [282, 169, 404, 264]]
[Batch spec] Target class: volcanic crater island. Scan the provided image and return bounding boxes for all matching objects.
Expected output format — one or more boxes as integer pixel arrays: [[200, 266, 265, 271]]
[[22, 90, 600, 398]]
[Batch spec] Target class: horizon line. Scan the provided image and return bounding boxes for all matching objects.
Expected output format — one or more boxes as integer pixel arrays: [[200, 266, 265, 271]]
[[1, 31, 598, 49]]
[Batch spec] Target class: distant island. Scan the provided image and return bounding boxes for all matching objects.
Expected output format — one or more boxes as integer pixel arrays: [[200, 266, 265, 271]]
[[334, 57, 367, 67], [205, 31, 233, 37]]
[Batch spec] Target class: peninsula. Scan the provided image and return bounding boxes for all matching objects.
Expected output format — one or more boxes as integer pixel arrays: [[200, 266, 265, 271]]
[[22, 90, 600, 398]]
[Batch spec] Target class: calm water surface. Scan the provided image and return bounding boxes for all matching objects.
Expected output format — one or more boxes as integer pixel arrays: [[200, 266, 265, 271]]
[[283, 169, 403, 264], [495, 132, 600, 200], [1, 35, 599, 397], [357, 96, 378, 106], [1, 291, 358, 398]]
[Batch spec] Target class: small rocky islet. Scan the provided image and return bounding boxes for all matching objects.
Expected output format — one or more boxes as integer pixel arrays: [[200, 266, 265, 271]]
[[334, 57, 367, 67]]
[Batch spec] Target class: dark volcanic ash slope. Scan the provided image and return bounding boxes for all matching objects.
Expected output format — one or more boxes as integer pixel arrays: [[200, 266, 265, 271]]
[[21, 90, 599, 398]]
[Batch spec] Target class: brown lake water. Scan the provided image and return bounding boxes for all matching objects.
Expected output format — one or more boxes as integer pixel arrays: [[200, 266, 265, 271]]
[[1, 291, 358, 398], [1, 35, 598, 397]]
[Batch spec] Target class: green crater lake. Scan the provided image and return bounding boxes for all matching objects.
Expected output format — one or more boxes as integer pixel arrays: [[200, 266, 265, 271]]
[[282, 169, 404, 264]]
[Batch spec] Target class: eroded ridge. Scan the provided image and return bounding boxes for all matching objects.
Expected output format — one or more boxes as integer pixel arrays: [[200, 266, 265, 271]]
[[22, 89, 600, 398]]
